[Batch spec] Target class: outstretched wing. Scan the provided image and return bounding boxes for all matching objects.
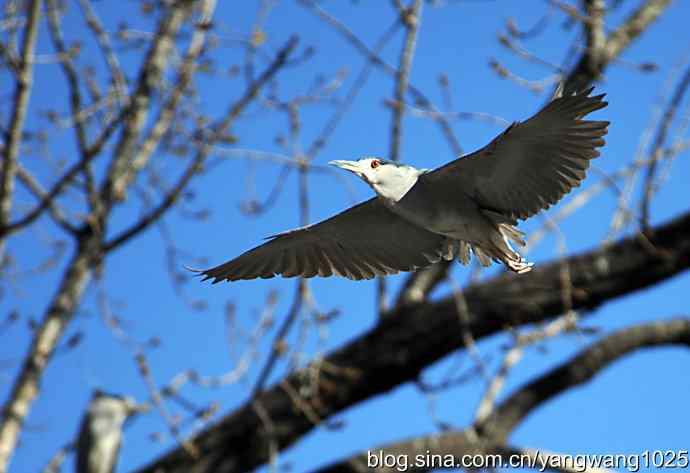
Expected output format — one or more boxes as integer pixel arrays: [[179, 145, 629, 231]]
[[423, 87, 609, 222], [199, 198, 446, 282]]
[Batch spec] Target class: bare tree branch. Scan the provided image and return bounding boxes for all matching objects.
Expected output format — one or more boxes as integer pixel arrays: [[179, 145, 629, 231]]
[[640, 64, 690, 228], [483, 318, 690, 439], [565, 0, 674, 93], [0, 0, 40, 253], [0, 148, 101, 239], [394, 261, 451, 308], [604, 0, 673, 60], [124, 0, 218, 202], [389, 0, 421, 164], [314, 318, 690, 472], [250, 280, 304, 399], [583, 0, 606, 75], [76, 0, 128, 106], [45, 0, 89, 157], [304, 21, 400, 160], [0, 238, 96, 473], [103, 152, 205, 251], [380, 0, 423, 315], [100, 0, 193, 208], [15, 165, 77, 235], [473, 312, 578, 424]]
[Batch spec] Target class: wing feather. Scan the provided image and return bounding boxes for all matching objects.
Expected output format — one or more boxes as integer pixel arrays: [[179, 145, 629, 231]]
[[313, 247, 334, 277], [200, 198, 445, 282], [422, 88, 609, 222]]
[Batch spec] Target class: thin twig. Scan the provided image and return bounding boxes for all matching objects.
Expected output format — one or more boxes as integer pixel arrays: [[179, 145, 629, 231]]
[[640, 64, 690, 229], [76, 0, 129, 106], [251, 281, 305, 397], [474, 312, 578, 423], [305, 20, 401, 160], [15, 165, 77, 234], [297, 0, 462, 155]]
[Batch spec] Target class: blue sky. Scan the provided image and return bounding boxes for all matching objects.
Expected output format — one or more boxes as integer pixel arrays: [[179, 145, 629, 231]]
[[2, 1, 690, 472]]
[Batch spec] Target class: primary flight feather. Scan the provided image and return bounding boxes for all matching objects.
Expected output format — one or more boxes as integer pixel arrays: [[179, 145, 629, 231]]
[[199, 87, 609, 282]]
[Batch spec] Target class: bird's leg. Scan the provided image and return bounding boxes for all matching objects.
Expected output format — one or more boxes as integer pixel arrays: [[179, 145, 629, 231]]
[[499, 231, 534, 274]]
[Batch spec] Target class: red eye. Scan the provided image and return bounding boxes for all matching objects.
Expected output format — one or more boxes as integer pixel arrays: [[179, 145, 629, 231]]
[[370, 160, 380, 169]]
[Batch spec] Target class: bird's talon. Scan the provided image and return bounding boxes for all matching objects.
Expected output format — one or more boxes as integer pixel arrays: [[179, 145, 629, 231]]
[[506, 257, 534, 274]]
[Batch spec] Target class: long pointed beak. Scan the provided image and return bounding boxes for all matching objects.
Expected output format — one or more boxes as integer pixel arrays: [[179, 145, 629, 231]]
[[328, 160, 361, 174]]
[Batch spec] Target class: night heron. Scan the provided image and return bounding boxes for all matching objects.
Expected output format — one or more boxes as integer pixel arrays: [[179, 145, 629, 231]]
[[76, 391, 146, 473], [199, 87, 608, 282]]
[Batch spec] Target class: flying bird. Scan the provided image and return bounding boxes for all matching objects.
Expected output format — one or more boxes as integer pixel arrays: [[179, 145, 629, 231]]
[[199, 87, 608, 282]]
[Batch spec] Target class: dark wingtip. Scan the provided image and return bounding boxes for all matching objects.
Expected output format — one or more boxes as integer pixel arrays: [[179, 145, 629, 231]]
[[581, 85, 596, 96], [184, 265, 227, 284], [592, 91, 608, 106], [185, 265, 209, 279], [578, 87, 607, 104], [568, 85, 608, 104]]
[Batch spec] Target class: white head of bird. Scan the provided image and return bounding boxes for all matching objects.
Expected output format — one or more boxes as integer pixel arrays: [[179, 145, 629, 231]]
[[329, 157, 426, 202]]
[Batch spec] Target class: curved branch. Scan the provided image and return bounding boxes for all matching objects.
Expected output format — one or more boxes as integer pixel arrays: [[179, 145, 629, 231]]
[[640, 64, 690, 228], [483, 318, 690, 439], [314, 318, 690, 472], [135, 210, 690, 473]]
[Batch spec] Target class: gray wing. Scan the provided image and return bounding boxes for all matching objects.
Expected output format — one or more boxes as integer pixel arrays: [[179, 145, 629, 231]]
[[423, 87, 609, 222], [200, 198, 446, 282]]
